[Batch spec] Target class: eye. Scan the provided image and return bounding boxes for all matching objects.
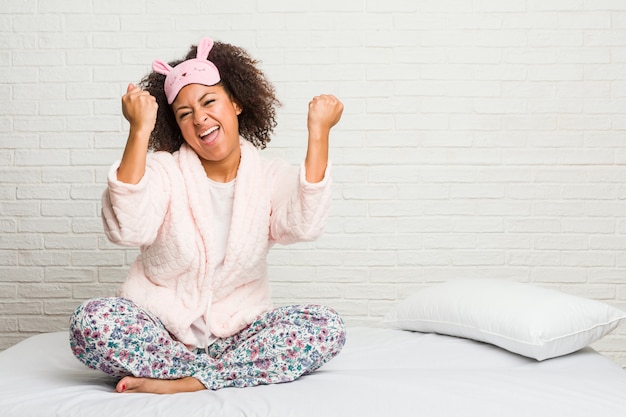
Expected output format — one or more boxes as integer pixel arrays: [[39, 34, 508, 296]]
[[178, 111, 191, 121], [203, 99, 215, 106]]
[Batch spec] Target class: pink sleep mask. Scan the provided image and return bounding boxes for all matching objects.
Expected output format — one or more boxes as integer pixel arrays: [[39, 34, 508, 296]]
[[152, 37, 221, 104]]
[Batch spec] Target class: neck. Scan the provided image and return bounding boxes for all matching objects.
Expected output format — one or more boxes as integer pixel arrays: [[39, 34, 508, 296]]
[[201, 151, 241, 183]]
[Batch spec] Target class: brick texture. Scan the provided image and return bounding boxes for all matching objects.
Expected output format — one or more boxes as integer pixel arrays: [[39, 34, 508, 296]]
[[1, 0, 625, 367]]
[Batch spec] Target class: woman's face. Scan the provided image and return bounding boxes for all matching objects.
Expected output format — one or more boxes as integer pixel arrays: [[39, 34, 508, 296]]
[[172, 83, 242, 177]]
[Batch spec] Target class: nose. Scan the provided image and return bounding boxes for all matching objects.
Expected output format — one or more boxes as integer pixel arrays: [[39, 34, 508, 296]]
[[194, 112, 208, 125]]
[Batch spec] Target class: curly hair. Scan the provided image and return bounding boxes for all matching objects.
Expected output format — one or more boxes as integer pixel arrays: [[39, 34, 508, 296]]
[[139, 41, 280, 153]]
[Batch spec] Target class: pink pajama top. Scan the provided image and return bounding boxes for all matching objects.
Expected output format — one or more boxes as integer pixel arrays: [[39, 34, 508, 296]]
[[101, 139, 332, 345]]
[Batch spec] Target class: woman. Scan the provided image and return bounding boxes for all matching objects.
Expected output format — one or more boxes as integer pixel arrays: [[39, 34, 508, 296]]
[[69, 37, 346, 394]]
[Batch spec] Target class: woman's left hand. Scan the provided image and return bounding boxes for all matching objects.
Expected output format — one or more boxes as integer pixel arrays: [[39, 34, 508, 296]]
[[307, 94, 344, 138], [304, 95, 343, 183]]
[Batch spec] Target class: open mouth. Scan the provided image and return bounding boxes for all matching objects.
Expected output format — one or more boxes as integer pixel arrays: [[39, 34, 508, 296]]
[[199, 126, 219, 143]]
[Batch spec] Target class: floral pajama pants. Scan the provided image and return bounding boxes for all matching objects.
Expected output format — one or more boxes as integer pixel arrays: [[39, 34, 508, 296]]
[[69, 298, 346, 390]]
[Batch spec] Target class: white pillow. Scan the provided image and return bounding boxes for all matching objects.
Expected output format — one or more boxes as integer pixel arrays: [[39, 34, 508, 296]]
[[384, 279, 626, 361]]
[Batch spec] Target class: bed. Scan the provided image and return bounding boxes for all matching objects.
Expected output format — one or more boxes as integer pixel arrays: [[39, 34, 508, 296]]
[[1, 279, 625, 416], [0, 326, 625, 417]]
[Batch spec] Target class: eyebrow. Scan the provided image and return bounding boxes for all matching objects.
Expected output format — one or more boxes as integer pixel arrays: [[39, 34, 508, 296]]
[[173, 92, 217, 113]]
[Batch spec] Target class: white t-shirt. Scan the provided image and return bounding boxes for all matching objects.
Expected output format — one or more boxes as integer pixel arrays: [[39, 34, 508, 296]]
[[189, 176, 236, 349]]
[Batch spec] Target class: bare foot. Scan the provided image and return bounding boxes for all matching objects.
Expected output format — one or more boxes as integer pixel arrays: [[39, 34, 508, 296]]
[[116, 376, 206, 394]]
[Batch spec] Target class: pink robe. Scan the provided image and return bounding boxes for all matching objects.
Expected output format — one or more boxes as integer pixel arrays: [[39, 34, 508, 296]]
[[101, 139, 332, 344]]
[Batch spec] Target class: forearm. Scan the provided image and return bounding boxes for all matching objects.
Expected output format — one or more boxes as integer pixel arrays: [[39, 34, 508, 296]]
[[118, 83, 158, 184], [304, 129, 329, 183], [304, 94, 342, 183], [117, 128, 150, 184]]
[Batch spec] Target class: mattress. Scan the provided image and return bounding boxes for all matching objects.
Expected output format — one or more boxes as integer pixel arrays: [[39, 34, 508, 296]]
[[0, 326, 625, 417]]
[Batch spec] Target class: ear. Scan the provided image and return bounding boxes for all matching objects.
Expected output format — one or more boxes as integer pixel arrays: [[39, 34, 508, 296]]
[[152, 60, 173, 76], [196, 37, 215, 60], [232, 100, 243, 115]]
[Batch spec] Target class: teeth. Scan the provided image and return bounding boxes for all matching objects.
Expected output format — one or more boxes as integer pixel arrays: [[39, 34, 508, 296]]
[[200, 126, 219, 137]]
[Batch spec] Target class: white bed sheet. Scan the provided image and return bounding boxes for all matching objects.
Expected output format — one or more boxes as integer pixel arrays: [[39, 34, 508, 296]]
[[0, 327, 625, 417]]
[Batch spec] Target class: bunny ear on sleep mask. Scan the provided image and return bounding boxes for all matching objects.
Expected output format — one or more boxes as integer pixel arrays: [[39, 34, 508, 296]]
[[152, 37, 221, 104]]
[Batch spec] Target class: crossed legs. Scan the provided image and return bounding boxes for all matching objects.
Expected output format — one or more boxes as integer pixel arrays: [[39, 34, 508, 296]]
[[69, 298, 346, 393]]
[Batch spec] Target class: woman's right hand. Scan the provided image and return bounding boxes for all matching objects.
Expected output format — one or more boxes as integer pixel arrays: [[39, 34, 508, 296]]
[[122, 83, 158, 136], [117, 84, 158, 184]]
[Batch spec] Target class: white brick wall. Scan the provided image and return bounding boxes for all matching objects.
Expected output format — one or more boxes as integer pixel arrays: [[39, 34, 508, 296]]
[[1, 0, 625, 366]]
